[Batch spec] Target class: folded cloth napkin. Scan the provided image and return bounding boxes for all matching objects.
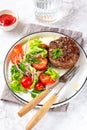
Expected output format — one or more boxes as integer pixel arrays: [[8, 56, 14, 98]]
[[0, 23, 84, 111]]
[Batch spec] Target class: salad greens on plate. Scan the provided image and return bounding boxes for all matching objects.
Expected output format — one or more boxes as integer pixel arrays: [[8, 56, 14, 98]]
[[9, 38, 59, 98]]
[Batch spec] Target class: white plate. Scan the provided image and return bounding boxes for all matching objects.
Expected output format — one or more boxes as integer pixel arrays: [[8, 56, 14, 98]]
[[4, 32, 87, 108]]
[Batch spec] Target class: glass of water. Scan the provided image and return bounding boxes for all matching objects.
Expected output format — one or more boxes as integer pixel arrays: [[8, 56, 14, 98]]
[[34, 0, 58, 23], [34, 0, 74, 23]]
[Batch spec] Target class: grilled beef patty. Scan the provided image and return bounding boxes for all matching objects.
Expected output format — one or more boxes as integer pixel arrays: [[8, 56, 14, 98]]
[[49, 36, 80, 69]]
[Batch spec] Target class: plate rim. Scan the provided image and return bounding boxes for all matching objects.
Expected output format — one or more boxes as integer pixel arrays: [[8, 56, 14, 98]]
[[3, 31, 87, 107]]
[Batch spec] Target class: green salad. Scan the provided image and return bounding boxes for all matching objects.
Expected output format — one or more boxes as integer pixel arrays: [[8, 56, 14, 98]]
[[9, 38, 59, 98]]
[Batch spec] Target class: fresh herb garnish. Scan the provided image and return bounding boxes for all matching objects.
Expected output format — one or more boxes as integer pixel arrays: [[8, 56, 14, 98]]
[[25, 54, 41, 64], [30, 93, 37, 98], [52, 48, 63, 59], [19, 62, 26, 72], [10, 65, 18, 75], [32, 89, 43, 94], [30, 89, 43, 98]]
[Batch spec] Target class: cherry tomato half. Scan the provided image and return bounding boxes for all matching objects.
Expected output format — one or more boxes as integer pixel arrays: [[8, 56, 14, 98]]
[[32, 56, 48, 71], [40, 74, 55, 85], [21, 76, 32, 89], [35, 82, 45, 91], [40, 43, 49, 50], [10, 44, 24, 64]]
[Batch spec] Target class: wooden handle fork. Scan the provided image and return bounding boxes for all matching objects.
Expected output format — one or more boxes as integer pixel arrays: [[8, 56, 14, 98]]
[[18, 89, 50, 117], [26, 93, 57, 130]]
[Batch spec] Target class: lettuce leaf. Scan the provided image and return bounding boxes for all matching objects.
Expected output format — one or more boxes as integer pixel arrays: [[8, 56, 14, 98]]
[[29, 39, 41, 48], [9, 80, 27, 93], [11, 72, 23, 81], [28, 39, 48, 57], [29, 46, 43, 55], [45, 67, 59, 80], [10, 65, 26, 93]]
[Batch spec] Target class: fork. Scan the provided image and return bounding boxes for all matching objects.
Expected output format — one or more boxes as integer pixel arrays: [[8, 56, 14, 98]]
[[18, 66, 79, 117], [25, 66, 79, 130]]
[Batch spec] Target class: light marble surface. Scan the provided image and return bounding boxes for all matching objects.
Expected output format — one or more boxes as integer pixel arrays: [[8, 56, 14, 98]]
[[0, 0, 87, 130]]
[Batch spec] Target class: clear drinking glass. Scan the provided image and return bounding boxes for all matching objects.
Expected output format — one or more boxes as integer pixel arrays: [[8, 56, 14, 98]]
[[34, 0, 74, 23], [34, 0, 58, 23]]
